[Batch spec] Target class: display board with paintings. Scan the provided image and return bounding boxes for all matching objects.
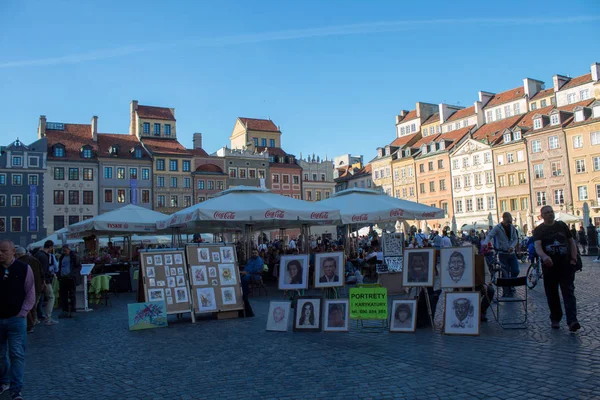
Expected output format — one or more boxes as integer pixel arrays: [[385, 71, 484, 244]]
[[139, 250, 193, 316], [185, 244, 244, 314]]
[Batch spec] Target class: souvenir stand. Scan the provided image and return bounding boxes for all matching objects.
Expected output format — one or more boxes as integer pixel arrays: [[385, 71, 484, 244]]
[[138, 249, 195, 322], [185, 243, 244, 319], [378, 232, 404, 296]]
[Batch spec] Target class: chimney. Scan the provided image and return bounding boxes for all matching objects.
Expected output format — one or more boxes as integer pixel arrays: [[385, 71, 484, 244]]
[[478, 91, 495, 107], [91, 116, 98, 142], [129, 100, 138, 137], [38, 115, 47, 139], [552, 75, 570, 92], [523, 78, 543, 98], [473, 101, 485, 127], [438, 103, 454, 124], [591, 62, 600, 82], [193, 133, 203, 150]]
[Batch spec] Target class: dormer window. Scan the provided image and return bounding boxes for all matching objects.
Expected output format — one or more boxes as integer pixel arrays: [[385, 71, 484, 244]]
[[429, 144, 435, 152], [377, 148, 383, 157], [503, 133, 511, 143], [439, 141, 445, 150], [110, 146, 119, 156], [593, 105, 600, 119], [550, 113, 560, 125], [513, 131, 522, 140], [421, 145, 427, 154], [53, 144, 66, 157], [574, 110, 584, 122], [533, 118, 542, 130], [81, 146, 93, 159], [134, 148, 143, 159]]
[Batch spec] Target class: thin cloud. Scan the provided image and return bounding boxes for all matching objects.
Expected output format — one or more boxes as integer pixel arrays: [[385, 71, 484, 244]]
[[1, 16, 599, 68]]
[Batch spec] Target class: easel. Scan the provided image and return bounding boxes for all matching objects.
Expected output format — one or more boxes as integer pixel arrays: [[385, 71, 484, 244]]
[[410, 286, 435, 330], [323, 287, 340, 299], [354, 284, 388, 333], [284, 289, 304, 308]]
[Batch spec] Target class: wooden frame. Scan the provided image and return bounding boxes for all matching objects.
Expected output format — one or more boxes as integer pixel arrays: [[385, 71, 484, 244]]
[[323, 299, 349, 332], [314, 252, 344, 289], [293, 297, 322, 332], [389, 300, 417, 333], [402, 248, 435, 287], [443, 292, 481, 336], [440, 246, 476, 288]]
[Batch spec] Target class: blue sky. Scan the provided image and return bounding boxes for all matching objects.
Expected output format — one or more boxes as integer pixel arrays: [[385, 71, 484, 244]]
[[1, 0, 599, 161]]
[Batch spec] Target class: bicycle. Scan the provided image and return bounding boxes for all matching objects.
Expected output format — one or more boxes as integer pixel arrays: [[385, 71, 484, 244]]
[[526, 258, 543, 289]]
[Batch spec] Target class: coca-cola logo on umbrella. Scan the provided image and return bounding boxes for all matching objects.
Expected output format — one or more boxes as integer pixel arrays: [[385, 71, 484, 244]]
[[213, 211, 236, 220], [185, 214, 193, 222], [351, 214, 368, 222], [422, 212, 437, 218], [310, 212, 329, 219], [265, 209, 285, 219], [389, 209, 404, 217]]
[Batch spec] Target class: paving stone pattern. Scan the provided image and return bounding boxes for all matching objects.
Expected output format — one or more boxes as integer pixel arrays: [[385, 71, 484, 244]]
[[12, 259, 600, 399]]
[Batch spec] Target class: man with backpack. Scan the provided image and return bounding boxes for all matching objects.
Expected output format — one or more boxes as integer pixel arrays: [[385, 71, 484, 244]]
[[533, 206, 581, 332]]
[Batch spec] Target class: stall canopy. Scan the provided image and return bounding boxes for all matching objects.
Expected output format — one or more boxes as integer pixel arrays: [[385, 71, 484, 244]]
[[318, 188, 444, 225], [68, 204, 168, 237], [535, 212, 581, 226], [156, 186, 341, 231], [27, 228, 81, 250], [460, 221, 491, 232]]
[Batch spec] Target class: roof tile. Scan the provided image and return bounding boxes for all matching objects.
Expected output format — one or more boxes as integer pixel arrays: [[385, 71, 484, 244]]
[[472, 115, 523, 143], [422, 113, 440, 125], [97, 133, 150, 160], [137, 105, 176, 121], [560, 73, 592, 91], [239, 117, 280, 132], [529, 88, 554, 100], [141, 138, 189, 156], [46, 123, 98, 161], [390, 132, 419, 147], [484, 87, 525, 109], [446, 106, 475, 122]]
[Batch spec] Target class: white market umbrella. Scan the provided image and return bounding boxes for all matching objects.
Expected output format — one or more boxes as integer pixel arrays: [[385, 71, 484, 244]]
[[461, 221, 491, 232], [535, 211, 581, 226], [68, 204, 168, 237], [156, 186, 341, 231], [27, 228, 82, 250], [318, 188, 444, 225]]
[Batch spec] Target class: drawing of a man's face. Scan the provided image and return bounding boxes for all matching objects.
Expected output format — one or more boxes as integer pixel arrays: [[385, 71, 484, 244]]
[[453, 298, 472, 323], [447, 251, 466, 283], [322, 258, 336, 278], [408, 253, 428, 281]]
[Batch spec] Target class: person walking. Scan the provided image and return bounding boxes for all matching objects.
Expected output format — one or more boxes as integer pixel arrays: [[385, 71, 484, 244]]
[[577, 226, 587, 255], [0, 240, 35, 400], [57, 245, 82, 318], [33, 241, 58, 325], [533, 206, 581, 332], [15, 248, 43, 334]]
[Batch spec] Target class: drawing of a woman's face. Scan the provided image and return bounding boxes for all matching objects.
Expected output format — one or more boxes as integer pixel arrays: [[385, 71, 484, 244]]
[[303, 303, 313, 317], [273, 307, 285, 323], [289, 264, 298, 278]]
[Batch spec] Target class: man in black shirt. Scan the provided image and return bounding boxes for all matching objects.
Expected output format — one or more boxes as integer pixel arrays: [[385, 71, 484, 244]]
[[533, 206, 580, 332]]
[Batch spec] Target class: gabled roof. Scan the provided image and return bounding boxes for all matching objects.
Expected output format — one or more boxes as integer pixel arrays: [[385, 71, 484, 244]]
[[189, 148, 209, 157], [439, 125, 475, 150], [560, 73, 592, 91], [412, 133, 442, 149], [141, 138, 189, 156], [446, 106, 475, 122], [239, 117, 280, 132], [518, 105, 555, 128], [254, 146, 289, 157], [422, 113, 440, 125], [335, 164, 371, 182], [97, 133, 150, 160], [137, 105, 176, 121], [390, 132, 420, 148], [529, 88, 554, 100], [566, 101, 600, 129], [397, 110, 417, 124], [472, 115, 523, 144], [46, 123, 98, 161], [484, 87, 525, 109]]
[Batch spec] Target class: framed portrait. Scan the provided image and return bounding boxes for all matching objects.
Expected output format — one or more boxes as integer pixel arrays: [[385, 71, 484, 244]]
[[153, 255, 163, 266], [402, 249, 435, 287], [314, 252, 344, 289], [146, 267, 155, 278], [167, 277, 175, 288], [148, 288, 164, 302], [145, 256, 153, 265], [174, 254, 183, 265], [294, 297, 322, 332], [212, 252, 221, 263], [191, 265, 208, 286], [164, 254, 173, 265], [440, 247, 475, 288], [218, 264, 237, 285], [278, 255, 309, 290], [390, 300, 417, 333], [208, 267, 217, 278], [197, 248, 210, 263], [176, 276, 185, 286], [196, 287, 217, 312], [221, 287, 237, 305], [266, 301, 292, 332], [323, 299, 349, 332], [220, 247, 235, 263], [174, 287, 189, 304], [443, 292, 481, 336]]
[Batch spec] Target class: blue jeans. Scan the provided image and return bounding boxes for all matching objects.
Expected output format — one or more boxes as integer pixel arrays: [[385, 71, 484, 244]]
[[0, 316, 27, 394], [498, 253, 520, 294]]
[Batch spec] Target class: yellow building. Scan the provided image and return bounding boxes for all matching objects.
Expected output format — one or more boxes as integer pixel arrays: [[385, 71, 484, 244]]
[[565, 100, 600, 225], [129, 100, 193, 213], [230, 117, 281, 151], [390, 133, 421, 199]]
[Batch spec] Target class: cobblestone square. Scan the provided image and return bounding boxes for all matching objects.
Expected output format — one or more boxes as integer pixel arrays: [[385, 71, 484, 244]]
[[13, 259, 600, 400]]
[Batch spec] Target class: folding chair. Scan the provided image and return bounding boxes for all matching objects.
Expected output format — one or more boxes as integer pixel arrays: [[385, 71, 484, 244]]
[[494, 276, 528, 329], [249, 273, 268, 297]]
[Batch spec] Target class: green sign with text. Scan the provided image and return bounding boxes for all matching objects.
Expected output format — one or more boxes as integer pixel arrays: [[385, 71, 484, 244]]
[[350, 286, 388, 320]]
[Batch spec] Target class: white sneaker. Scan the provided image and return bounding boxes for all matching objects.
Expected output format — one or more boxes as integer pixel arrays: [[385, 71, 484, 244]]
[[0, 383, 9, 395], [44, 319, 59, 325], [594, 259, 600, 263]]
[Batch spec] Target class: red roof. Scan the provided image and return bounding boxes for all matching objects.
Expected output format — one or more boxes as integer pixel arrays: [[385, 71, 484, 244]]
[[556, 99, 595, 113], [529, 88, 554, 100], [518, 105, 555, 128], [189, 148, 209, 157], [46, 123, 98, 161], [412, 133, 441, 148], [137, 105, 175, 121], [440, 125, 475, 150], [422, 113, 440, 125], [446, 106, 475, 122], [195, 164, 224, 173], [255, 146, 289, 157], [484, 87, 525, 108], [397, 110, 417, 123], [560, 73, 592, 91], [390, 132, 419, 147], [141, 138, 189, 156], [239, 118, 280, 132], [335, 164, 371, 182], [97, 133, 150, 160], [472, 115, 523, 143]]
